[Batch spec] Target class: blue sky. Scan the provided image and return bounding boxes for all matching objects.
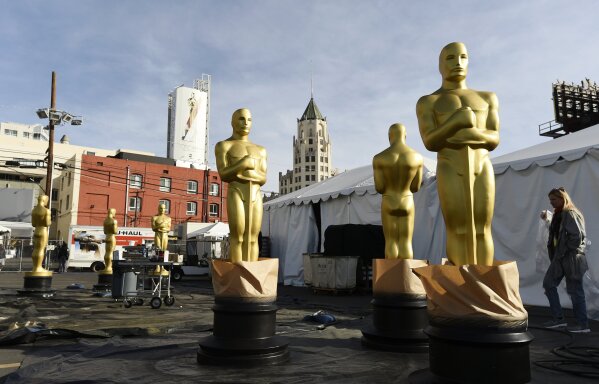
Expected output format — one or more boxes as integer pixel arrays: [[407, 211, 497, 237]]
[[1, 1, 598, 192]]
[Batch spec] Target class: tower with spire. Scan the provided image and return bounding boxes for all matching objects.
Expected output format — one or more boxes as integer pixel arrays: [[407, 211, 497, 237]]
[[278, 96, 333, 195]]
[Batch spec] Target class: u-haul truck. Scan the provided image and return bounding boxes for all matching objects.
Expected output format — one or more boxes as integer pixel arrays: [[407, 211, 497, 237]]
[[67, 225, 156, 271]]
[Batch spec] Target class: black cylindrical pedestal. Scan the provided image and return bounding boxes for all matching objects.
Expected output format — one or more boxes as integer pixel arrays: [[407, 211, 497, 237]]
[[361, 294, 428, 352], [93, 273, 113, 292], [18, 275, 55, 297], [424, 321, 533, 384], [198, 297, 289, 366]]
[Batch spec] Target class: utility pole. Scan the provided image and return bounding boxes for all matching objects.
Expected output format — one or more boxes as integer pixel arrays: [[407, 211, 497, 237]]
[[45, 71, 57, 203]]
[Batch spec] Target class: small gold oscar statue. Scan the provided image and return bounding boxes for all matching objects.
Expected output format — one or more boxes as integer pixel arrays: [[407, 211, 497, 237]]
[[151, 203, 171, 276], [20, 194, 54, 296], [95, 208, 117, 290]]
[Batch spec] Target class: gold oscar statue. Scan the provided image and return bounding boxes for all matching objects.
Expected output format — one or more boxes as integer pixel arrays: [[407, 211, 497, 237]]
[[151, 203, 171, 275], [416, 42, 499, 266], [27, 194, 52, 276], [102, 208, 117, 274], [215, 108, 267, 263], [198, 109, 287, 366], [152, 203, 171, 251], [373, 123, 423, 259]]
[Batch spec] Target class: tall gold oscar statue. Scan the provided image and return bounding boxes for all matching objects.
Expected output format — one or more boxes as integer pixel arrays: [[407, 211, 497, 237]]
[[361, 123, 429, 352], [416, 42, 499, 266], [102, 208, 117, 274], [411, 43, 531, 384], [198, 108, 288, 366], [215, 108, 267, 263]]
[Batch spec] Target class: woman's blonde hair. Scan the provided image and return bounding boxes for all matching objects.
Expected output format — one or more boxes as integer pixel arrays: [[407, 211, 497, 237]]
[[548, 187, 583, 218]]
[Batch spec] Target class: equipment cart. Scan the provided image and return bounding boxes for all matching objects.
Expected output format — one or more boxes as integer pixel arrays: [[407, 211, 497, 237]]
[[112, 260, 176, 309]]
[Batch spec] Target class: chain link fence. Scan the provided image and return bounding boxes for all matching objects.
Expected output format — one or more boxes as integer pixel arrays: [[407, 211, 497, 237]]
[[0, 239, 64, 272]]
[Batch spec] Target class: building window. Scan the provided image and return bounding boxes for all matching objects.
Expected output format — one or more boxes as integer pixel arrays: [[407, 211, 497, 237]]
[[305, 165, 309, 171], [311, 165, 315, 171], [305, 175, 309, 181], [66, 195, 70, 209], [129, 197, 142, 211], [23, 132, 31, 139], [51, 188, 59, 201], [186, 201, 197, 215], [160, 177, 171, 192], [325, 157, 328, 162], [320, 156, 324, 162], [209, 203, 219, 217], [187, 180, 198, 194], [4, 129, 17, 136], [158, 199, 171, 214], [311, 156, 315, 162], [130, 174, 142, 189], [308, 138, 313, 144], [311, 175, 316, 181], [33, 133, 41, 140], [209, 183, 219, 196]]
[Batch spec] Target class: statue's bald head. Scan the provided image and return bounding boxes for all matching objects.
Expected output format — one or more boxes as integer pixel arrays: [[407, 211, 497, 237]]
[[388, 123, 406, 144], [38, 194, 49, 206], [231, 108, 251, 125], [439, 42, 468, 80], [231, 108, 252, 136]]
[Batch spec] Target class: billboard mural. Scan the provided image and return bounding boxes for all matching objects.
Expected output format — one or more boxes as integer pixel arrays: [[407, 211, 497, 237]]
[[167, 86, 209, 165]]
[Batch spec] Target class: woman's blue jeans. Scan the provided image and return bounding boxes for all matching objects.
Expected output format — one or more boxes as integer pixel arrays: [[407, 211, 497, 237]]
[[543, 266, 588, 327]]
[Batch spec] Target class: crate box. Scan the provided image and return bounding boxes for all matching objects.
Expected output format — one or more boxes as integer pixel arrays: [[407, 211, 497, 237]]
[[302, 253, 313, 286], [310, 255, 359, 289]]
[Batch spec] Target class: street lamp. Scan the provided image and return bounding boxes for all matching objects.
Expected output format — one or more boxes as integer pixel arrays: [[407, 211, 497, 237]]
[[36, 71, 83, 213]]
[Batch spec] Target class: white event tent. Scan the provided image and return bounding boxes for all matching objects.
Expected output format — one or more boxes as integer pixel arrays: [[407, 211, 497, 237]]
[[262, 157, 440, 286], [492, 124, 599, 319], [262, 124, 599, 319]]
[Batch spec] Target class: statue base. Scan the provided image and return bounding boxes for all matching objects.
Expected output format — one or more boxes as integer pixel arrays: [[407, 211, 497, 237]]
[[197, 259, 288, 366], [361, 294, 428, 352], [406, 322, 533, 384], [197, 297, 289, 366], [19, 274, 55, 297], [361, 258, 428, 352], [411, 262, 533, 383], [93, 273, 113, 291]]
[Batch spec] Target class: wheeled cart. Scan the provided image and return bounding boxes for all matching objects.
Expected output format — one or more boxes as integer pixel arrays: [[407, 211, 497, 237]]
[[112, 260, 176, 309]]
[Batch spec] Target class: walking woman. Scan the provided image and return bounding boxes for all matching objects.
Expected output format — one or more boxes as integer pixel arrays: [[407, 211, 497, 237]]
[[542, 187, 590, 333]]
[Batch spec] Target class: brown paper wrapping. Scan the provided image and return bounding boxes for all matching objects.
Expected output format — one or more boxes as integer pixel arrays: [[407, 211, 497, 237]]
[[373, 258, 427, 296], [211, 258, 278, 298], [412, 260, 527, 322]]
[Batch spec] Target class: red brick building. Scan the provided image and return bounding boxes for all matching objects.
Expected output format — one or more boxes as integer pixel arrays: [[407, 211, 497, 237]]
[[73, 152, 227, 228]]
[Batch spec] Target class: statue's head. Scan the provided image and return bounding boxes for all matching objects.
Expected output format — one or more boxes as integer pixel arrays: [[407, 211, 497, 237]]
[[231, 108, 252, 137], [439, 42, 468, 82], [38, 194, 49, 207], [108, 208, 116, 218], [388, 123, 406, 144], [158, 203, 166, 214]]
